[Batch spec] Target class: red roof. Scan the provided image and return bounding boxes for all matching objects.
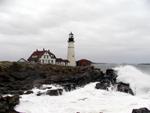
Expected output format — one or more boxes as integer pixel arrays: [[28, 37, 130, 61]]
[[32, 51, 45, 58], [77, 59, 92, 63], [76, 59, 92, 66], [28, 49, 56, 62]]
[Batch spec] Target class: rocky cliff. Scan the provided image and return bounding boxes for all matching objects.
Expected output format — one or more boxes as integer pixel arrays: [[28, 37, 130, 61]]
[[0, 62, 102, 95], [0, 62, 133, 95], [0, 62, 146, 113]]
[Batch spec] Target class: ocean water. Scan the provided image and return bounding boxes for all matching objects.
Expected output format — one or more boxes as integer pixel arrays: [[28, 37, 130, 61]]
[[15, 64, 150, 113]]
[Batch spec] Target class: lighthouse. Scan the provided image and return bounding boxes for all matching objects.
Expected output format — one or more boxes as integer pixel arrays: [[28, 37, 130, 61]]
[[67, 32, 76, 66]]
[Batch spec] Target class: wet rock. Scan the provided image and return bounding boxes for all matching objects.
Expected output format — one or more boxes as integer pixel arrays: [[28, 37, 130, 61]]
[[117, 82, 134, 95], [95, 69, 117, 90], [104, 69, 117, 84], [46, 89, 63, 96], [95, 69, 134, 95], [95, 79, 111, 90], [132, 108, 150, 113], [62, 83, 76, 91], [24, 90, 33, 94], [36, 92, 45, 96], [0, 95, 19, 113]]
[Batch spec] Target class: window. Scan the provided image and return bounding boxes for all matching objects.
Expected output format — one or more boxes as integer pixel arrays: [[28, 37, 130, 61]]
[[51, 60, 53, 64], [48, 60, 50, 64], [42, 60, 44, 64]]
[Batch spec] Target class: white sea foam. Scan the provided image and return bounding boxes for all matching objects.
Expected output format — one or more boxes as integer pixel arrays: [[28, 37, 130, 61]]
[[115, 65, 150, 95], [15, 65, 150, 113]]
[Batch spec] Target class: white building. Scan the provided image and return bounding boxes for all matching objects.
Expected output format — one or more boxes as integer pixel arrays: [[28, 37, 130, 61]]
[[67, 32, 76, 66], [28, 49, 69, 66], [28, 49, 56, 64]]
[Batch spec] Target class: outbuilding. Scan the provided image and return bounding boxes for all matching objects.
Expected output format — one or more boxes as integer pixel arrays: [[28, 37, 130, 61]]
[[76, 59, 92, 66]]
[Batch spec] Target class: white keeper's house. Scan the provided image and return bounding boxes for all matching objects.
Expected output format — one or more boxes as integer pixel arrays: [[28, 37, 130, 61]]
[[28, 49, 69, 66], [28, 49, 57, 64]]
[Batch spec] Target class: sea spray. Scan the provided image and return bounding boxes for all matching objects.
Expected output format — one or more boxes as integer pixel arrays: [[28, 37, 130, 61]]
[[15, 65, 150, 113], [15, 82, 150, 113], [115, 65, 150, 95]]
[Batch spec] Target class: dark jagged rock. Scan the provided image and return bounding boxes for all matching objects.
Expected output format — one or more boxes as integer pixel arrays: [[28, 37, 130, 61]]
[[0, 62, 104, 95], [24, 90, 33, 94], [41, 87, 52, 90], [62, 83, 76, 91], [46, 89, 63, 96], [104, 69, 117, 84], [43, 66, 104, 91], [117, 82, 134, 95], [132, 108, 150, 113], [36, 92, 44, 96], [95, 69, 116, 90], [95, 69, 134, 95], [0, 95, 19, 113], [95, 79, 111, 90]]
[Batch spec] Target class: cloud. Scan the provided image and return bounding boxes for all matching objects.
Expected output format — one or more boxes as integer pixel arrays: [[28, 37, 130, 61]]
[[0, 0, 150, 63]]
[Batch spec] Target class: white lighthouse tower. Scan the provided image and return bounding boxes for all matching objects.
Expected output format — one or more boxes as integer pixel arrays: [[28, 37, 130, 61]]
[[67, 32, 76, 66]]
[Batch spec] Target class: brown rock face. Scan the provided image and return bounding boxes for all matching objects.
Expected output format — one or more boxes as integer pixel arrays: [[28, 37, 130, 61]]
[[0, 62, 104, 95], [0, 95, 19, 113]]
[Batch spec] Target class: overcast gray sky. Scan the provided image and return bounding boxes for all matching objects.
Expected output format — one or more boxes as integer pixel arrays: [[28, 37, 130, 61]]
[[0, 0, 150, 63]]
